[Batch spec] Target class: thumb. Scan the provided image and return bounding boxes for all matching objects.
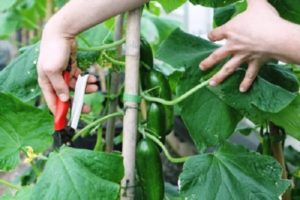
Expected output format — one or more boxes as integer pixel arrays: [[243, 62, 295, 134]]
[[208, 25, 227, 41], [47, 73, 70, 102]]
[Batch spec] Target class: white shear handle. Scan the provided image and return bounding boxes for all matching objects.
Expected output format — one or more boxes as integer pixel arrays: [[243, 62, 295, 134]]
[[70, 74, 89, 130]]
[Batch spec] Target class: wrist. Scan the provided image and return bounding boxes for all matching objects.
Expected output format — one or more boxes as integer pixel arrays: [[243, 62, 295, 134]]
[[247, 0, 268, 7], [265, 20, 300, 63], [43, 14, 76, 40]]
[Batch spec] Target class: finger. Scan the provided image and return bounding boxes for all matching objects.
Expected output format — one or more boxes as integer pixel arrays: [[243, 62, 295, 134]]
[[69, 75, 98, 89], [210, 55, 244, 86], [82, 104, 91, 113], [38, 77, 56, 114], [73, 68, 81, 78], [88, 75, 97, 83], [70, 42, 78, 76], [85, 84, 98, 93], [200, 46, 230, 71], [239, 62, 260, 92], [208, 25, 227, 41], [73, 73, 97, 82], [69, 98, 91, 113], [47, 73, 70, 102]]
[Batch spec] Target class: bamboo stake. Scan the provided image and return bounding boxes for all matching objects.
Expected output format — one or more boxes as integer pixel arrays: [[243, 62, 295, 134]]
[[269, 123, 290, 200], [121, 8, 141, 200], [46, 0, 54, 20], [105, 14, 124, 152]]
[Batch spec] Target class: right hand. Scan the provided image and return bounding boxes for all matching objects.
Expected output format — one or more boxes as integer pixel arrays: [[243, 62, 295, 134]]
[[200, 0, 285, 92], [37, 25, 98, 114]]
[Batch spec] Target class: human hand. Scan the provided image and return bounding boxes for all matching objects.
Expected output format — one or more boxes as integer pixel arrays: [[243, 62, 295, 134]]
[[200, 0, 285, 92], [37, 24, 98, 114]]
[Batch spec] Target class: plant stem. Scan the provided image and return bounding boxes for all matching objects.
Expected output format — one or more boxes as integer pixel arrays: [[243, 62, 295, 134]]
[[105, 14, 124, 152], [102, 51, 125, 66], [78, 38, 126, 51], [145, 132, 189, 163], [94, 127, 103, 151], [120, 8, 141, 200], [72, 112, 123, 141], [142, 80, 209, 106], [30, 161, 41, 177], [0, 178, 20, 190], [269, 123, 290, 200]]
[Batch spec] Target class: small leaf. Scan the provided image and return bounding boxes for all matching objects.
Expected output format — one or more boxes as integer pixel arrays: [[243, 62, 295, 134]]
[[155, 0, 187, 13], [0, 43, 40, 101], [269, 0, 300, 24], [31, 147, 124, 200], [0, 93, 52, 171], [179, 143, 289, 200]]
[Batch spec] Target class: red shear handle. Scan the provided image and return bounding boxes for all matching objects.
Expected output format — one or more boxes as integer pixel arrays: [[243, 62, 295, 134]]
[[54, 71, 71, 131]]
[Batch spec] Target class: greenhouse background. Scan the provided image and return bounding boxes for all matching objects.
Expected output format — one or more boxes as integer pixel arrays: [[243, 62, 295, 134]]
[[1, 0, 300, 199]]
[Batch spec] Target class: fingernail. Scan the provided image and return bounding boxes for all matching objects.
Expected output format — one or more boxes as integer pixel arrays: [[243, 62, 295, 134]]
[[240, 87, 246, 93], [209, 80, 217, 87], [199, 64, 205, 70], [59, 94, 68, 102]]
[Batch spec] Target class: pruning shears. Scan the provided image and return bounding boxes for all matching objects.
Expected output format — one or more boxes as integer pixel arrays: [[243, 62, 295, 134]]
[[53, 60, 89, 148]]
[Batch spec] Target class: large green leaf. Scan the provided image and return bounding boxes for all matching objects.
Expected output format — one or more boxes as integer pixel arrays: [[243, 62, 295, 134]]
[[18, 0, 46, 29], [0, 43, 40, 101], [259, 63, 299, 93], [77, 24, 113, 48], [179, 143, 289, 199], [155, 0, 187, 13], [156, 28, 218, 69], [158, 29, 240, 150], [214, 4, 236, 27], [269, 0, 300, 24], [268, 95, 300, 140], [142, 11, 180, 51], [0, 93, 52, 171], [0, 12, 20, 39], [214, 1, 247, 27], [209, 69, 297, 116], [0, 0, 17, 12], [178, 66, 242, 150], [31, 147, 124, 200], [0, 187, 32, 200], [189, 0, 239, 7]]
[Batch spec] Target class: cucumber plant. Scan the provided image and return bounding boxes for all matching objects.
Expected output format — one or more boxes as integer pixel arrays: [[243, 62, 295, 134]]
[[0, 0, 300, 200]]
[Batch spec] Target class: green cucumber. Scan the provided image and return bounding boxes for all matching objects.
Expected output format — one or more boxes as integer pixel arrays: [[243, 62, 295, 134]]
[[136, 139, 164, 200]]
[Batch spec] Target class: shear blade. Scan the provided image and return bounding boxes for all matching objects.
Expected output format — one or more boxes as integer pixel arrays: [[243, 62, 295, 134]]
[[70, 74, 89, 130]]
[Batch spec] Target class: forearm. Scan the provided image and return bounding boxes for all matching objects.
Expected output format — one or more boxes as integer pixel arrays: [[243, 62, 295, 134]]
[[44, 0, 148, 37], [246, 0, 300, 64], [271, 21, 300, 64]]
